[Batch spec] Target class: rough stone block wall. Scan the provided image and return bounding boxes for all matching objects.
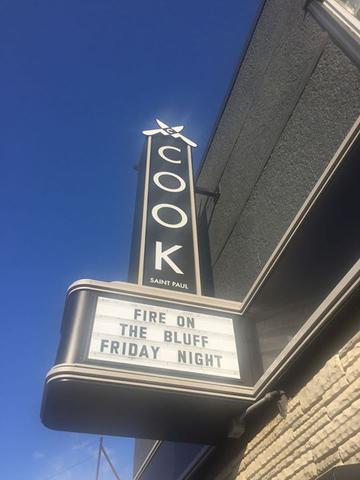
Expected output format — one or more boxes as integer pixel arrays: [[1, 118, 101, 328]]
[[215, 330, 360, 480]]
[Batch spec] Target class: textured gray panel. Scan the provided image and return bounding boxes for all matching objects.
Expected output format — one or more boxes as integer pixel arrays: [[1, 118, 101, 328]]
[[197, 0, 313, 193], [206, 12, 328, 264], [212, 40, 360, 300]]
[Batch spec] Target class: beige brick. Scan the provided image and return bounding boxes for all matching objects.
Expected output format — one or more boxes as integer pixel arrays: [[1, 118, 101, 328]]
[[235, 472, 247, 480], [257, 429, 295, 476], [287, 396, 301, 413], [245, 462, 256, 479], [294, 407, 329, 444], [260, 446, 292, 478], [262, 470, 275, 480], [327, 399, 360, 448], [292, 461, 317, 480], [229, 336, 360, 480], [240, 455, 252, 472], [315, 450, 342, 475], [298, 356, 345, 412], [312, 439, 337, 462], [322, 376, 349, 407], [339, 432, 360, 462], [280, 453, 313, 480], [340, 343, 360, 370], [276, 417, 289, 437], [344, 357, 360, 383], [339, 330, 360, 358], [245, 420, 286, 468], [295, 451, 314, 474], [335, 397, 360, 427], [254, 414, 282, 448], [298, 383, 321, 413], [309, 421, 336, 450], [319, 356, 345, 390], [345, 450, 360, 463], [286, 405, 305, 431], [274, 468, 287, 480], [273, 450, 300, 477], [326, 380, 360, 419]]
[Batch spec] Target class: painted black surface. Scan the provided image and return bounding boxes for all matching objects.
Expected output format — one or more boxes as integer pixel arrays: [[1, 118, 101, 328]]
[[128, 142, 147, 283], [197, 204, 215, 297], [42, 371, 249, 443]]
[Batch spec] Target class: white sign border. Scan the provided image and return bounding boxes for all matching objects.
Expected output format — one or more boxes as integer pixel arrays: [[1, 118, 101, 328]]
[[87, 295, 241, 381]]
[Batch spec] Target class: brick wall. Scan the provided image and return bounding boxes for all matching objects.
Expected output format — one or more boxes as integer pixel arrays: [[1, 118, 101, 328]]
[[214, 330, 360, 480]]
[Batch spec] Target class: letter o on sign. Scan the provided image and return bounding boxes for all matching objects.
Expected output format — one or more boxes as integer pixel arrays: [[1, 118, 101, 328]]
[[153, 172, 186, 193], [151, 204, 188, 229], [158, 146, 181, 164]]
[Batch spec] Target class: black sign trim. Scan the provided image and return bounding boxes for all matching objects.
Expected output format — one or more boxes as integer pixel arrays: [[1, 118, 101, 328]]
[[137, 135, 202, 295]]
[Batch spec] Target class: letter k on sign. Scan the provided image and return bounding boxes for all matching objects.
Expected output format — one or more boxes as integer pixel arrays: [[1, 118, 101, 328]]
[[155, 242, 183, 274]]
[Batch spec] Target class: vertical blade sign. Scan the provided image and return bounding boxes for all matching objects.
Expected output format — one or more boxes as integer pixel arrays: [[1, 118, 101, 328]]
[[138, 120, 201, 295]]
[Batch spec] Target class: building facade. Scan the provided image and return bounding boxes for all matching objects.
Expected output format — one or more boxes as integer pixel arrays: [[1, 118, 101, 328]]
[[133, 0, 360, 478]]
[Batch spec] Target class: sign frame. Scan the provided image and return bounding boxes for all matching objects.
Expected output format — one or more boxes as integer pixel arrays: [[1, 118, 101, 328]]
[[134, 124, 202, 295], [88, 296, 241, 380], [41, 279, 260, 443]]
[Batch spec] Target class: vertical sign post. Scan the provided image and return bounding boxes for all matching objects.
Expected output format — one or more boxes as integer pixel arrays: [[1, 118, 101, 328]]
[[40, 118, 257, 444], [137, 119, 201, 295]]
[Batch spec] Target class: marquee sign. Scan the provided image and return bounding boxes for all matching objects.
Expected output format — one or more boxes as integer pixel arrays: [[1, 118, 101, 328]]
[[41, 121, 258, 443], [41, 280, 257, 443], [89, 296, 240, 379], [134, 119, 201, 295]]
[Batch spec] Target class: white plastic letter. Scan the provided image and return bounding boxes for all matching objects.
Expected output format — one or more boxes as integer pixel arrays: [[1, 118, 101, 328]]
[[151, 204, 188, 229], [153, 172, 186, 192], [158, 146, 182, 164], [155, 241, 183, 274]]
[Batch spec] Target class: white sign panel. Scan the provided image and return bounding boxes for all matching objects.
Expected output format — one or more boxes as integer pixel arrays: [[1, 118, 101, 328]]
[[88, 297, 240, 379]]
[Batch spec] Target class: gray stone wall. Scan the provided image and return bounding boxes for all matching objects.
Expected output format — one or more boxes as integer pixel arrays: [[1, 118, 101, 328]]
[[197, 3, 360, 301], [198, 328, 360, 480]]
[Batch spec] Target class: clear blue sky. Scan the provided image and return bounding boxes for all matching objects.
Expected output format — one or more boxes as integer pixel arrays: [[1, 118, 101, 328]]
[[0, 1, 262, 479]]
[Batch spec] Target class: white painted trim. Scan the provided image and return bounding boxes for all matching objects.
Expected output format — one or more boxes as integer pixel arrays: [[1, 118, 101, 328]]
[[46, 364, 254, 399], [253, 257, 360, 397], [188, 145, 202, 295], [323, 0, 360, 37], [178, 446, 215, 480], [240, 116, 360, 311], [133, 441, 162, 480], [67, 279, 243, 313], [137, 136, 152, 286]]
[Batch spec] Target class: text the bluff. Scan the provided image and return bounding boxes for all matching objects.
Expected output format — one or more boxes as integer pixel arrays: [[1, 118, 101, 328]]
[[135, 120, 201, 295]]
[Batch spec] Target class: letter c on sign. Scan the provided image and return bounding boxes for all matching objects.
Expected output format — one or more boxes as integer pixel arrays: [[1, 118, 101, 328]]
[[158, 146, 181, 164], [152, 204, 188, 229], [153, 172, 186, 192]]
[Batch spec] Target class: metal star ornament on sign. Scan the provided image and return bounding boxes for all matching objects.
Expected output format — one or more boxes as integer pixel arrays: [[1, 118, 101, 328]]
[[142, 119, 197, 147]]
